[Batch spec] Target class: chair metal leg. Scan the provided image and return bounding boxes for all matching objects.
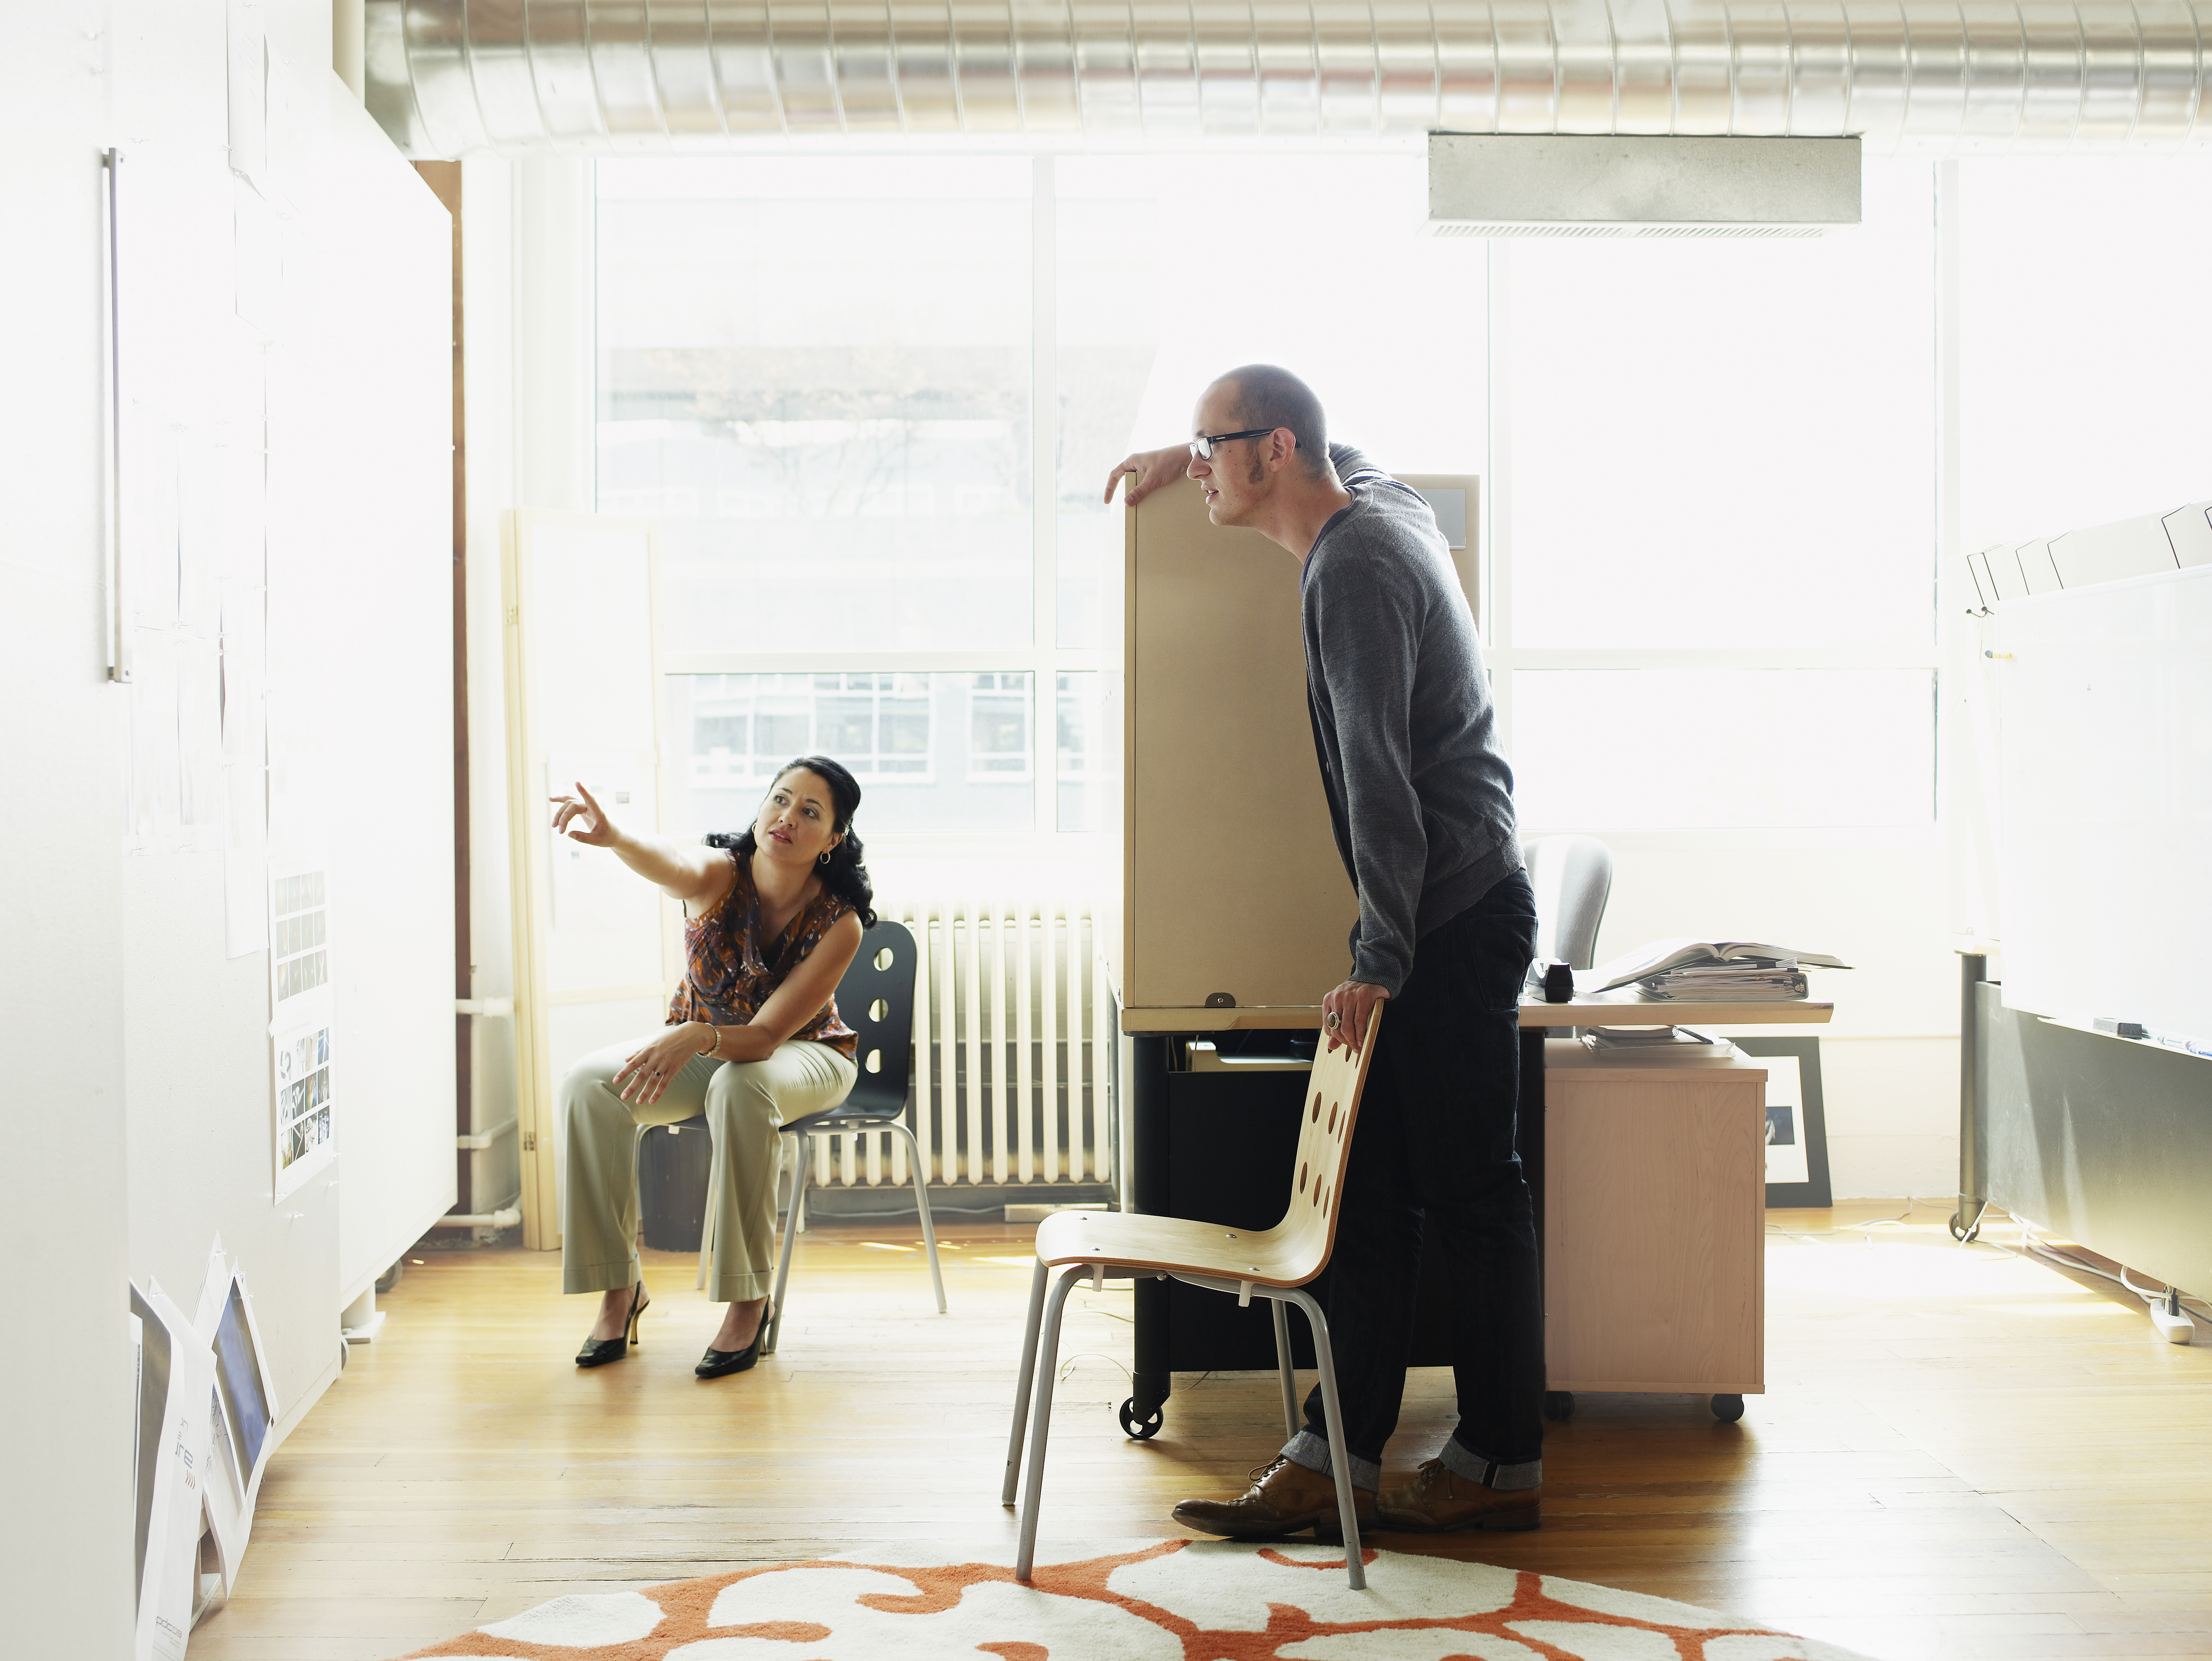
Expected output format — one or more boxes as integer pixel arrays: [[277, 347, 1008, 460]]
[[763, 1132, 807, 1356], [1002, 1259, 1049, 1506], [1015, 1266, 1088, 1582], [1288, 1288, 1366, 1591], [889, 1120, 947, 1315], [1271, 1300, 1299, 1440]]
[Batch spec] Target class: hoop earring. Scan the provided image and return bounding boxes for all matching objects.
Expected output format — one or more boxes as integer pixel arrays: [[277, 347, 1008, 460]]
[[818, 849, 832, 866]]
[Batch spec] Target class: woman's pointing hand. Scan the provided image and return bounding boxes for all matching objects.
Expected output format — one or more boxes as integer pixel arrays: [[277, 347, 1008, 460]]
[[550, 781, 620, 848]]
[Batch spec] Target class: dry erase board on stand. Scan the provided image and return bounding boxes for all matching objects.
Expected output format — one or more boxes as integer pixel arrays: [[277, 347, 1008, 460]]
[[1992, 562, 2212, 1045]]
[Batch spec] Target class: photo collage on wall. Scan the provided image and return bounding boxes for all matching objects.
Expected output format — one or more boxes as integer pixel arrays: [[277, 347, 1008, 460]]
[[274, 1022, 331, 1170], [268, 863, 335, 1198]]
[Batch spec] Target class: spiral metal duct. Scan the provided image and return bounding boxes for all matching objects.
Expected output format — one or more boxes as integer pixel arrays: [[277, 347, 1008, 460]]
[[364, 0, 2208, 157]]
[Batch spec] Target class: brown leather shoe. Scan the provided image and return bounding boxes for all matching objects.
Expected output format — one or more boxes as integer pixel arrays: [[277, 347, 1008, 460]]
[[1171, 1456, 1377, 1540], [1376, 1458, 1541, 1533]]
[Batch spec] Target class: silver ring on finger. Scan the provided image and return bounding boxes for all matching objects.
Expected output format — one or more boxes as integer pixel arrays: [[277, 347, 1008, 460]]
[[1326, 1010, 1341, 1029]]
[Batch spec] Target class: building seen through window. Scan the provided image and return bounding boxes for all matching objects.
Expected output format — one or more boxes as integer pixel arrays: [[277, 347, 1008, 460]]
[[667, 673, 1041, 837]]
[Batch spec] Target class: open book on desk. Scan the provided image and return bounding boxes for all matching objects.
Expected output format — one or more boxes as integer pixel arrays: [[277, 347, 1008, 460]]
[[1574, 939, 1853, 997]]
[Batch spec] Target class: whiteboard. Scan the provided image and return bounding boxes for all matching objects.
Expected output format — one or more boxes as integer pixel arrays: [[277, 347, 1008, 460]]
[[1995, 564, 2212, 1043]]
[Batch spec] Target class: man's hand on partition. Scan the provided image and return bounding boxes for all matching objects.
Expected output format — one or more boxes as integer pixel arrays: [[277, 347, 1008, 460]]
[[1322, 979, 1389, 1056], [1103, 445, 1191, 507]]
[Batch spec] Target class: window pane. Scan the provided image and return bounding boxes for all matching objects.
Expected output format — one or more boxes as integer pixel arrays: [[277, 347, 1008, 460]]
[[1508, 163, 1937, 650], [1512, 670, 1934, 829], [967, 672, 1033, 780], [598, 159, 1033, 653], [1958, 158, 2212, 551], [1056, 671, 1105, 833], [666, 672, 1034, 836], [1054, 154, 1488, 646]]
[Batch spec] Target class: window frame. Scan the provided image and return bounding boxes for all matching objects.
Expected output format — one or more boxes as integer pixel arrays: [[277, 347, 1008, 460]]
[[611, 155, 1100, 853]]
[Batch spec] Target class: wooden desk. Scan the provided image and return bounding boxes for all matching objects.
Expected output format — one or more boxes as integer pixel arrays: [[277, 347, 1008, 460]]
[[1540, 1040, 1770, 1420], [1120, 999, 1833, 1435], [1516, 998, 1825, 1422]]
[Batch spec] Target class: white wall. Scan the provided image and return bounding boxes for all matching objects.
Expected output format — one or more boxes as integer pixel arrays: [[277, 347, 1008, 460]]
[[2, 6, 455, 1644], [105, 0, 455, 1412], [0, 5, 139, 1648], [278, 90, 458, 1313]]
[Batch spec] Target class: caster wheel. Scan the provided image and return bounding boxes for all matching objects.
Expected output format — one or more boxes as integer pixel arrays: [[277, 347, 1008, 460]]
[[1710, 1393, 1745, 1422], [1118, 1398, 1164, 1440], [1948, 1212, 1980, 1243], [1542, 1390, 1575, 1422]]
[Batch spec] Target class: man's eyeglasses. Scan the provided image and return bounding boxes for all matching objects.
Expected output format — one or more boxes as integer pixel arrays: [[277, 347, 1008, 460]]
[[1188, 427, 1276, 460]]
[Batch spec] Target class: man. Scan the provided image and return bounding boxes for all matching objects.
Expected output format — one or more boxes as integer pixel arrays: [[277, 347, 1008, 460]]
[[1105, 365, 1543, 1535]]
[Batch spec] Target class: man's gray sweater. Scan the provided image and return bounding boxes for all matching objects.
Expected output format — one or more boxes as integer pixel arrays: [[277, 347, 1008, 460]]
[[1303, 444, 1521, 996]]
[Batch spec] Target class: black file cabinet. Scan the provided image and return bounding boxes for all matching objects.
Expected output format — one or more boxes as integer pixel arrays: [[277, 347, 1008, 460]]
[[1122, 1030, 1547, 1434]]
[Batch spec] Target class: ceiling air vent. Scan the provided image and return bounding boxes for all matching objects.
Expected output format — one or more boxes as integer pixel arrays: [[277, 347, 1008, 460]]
[[1428, 135, 1861, 239]]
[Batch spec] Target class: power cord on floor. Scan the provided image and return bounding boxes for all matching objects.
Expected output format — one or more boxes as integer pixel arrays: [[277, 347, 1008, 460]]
[[1055, 1351, 1133, 1387], [2018, 1227, 2211, 1339], [1765, 1197, 1923, 1241]]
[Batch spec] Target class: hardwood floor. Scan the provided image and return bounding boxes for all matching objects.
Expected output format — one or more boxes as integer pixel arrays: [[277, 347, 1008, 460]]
[[189, 1202, 2212, 1661]]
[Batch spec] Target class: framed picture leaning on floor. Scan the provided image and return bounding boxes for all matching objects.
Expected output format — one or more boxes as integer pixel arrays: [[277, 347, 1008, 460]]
[[1728, 1035, 1832, 1208]]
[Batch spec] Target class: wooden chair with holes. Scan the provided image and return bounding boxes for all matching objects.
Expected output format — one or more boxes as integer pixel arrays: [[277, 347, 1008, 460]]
[[1000, 1005, 1383, 1589], [635, 919, 946, 1349]]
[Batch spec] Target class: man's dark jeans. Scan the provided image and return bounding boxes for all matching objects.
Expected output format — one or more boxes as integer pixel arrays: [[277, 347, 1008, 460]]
[[1292, 868, 1542, 1485]]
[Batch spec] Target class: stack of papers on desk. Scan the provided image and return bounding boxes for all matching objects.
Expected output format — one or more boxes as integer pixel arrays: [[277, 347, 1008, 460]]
[[1576, 939, 1851, 1001], [1640, 966, 1809, 1001]]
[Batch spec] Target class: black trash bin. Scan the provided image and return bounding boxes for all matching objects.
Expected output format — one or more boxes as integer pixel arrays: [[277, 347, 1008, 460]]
[[638, 1118, 713, 1252]]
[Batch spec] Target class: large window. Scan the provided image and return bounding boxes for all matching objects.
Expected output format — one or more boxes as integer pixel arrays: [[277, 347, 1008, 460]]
[[599, 158, 1033, 656], [1497, 161, 1941, 829], [601, 153, 1941, 840]]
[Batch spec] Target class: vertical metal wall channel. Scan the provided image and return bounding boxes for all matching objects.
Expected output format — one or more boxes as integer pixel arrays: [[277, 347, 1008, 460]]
[[102, 149, 129, 684], [364, 1, 2212, 154]]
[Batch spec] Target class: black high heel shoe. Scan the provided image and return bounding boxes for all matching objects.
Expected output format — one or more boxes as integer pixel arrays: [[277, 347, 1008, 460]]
[[575, 1282, 649, 1368], [695, 1300, 771, 1378]]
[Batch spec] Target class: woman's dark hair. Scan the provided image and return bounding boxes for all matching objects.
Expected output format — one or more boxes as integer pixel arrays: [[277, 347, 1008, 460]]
[[705, 755, 877, 929]]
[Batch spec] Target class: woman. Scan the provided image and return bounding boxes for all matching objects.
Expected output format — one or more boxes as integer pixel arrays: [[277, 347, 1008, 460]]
[[550, 755, 872, 1378]]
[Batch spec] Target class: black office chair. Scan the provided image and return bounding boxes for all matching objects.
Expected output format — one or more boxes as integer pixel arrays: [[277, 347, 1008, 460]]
[[762, 918, 944, 1356], [633, 918, 946, 1344]]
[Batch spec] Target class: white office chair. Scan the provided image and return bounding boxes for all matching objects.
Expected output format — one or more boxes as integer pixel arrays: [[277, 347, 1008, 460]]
[[1527, 835, 1613, 971]]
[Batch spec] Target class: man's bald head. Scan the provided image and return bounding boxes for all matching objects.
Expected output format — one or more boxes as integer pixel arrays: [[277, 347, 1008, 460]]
[[1213, 365, 1330, 479]]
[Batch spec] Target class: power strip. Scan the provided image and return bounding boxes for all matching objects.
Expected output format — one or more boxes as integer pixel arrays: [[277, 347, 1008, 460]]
[[2151, 1288, 2196, 1345]]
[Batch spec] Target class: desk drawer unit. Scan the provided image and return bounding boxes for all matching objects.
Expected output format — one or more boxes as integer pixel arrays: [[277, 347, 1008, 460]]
[[1542, 1043, 1767, 1398]]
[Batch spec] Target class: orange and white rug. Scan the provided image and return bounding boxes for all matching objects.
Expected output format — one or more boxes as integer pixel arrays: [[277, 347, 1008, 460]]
[[392, 1538, 1878, 1660]]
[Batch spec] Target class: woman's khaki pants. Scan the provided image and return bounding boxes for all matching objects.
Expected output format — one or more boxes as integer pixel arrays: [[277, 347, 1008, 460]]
[[560, 1037, 857, 1304]]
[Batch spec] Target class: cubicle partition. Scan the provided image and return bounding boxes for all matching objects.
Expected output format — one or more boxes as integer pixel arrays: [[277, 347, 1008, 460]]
[[1101, 470, 1484, 1431]]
